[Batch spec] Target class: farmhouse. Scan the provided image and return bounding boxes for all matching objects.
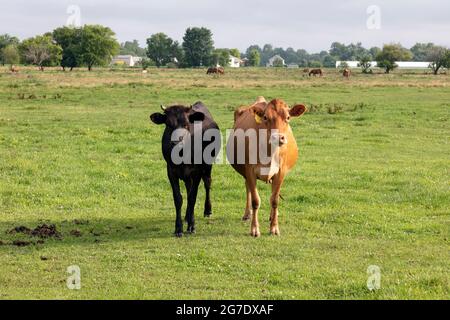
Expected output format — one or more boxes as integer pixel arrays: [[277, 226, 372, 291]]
[[266, 55, 286, 67], [111, 55, 143, 67], [336, 61, 431, 69], [229, 55, 243, 68]]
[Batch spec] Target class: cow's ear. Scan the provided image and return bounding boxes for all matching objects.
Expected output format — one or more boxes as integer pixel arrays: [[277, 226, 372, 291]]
[[289, 104, 307, 117], [189, 112, 205, 123], [252, 103, 265, 117], [150, 112, 166, 125]]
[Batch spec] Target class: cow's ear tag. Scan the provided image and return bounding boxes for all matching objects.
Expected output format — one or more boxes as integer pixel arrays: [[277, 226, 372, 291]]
[[255, 113, 262, 124]]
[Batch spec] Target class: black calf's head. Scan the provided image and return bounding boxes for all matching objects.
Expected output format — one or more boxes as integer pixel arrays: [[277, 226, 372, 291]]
[[150, 105, 205, 145]]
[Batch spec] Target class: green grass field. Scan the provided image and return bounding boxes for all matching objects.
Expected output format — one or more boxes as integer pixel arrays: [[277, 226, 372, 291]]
[[0, 67, 448, 299]]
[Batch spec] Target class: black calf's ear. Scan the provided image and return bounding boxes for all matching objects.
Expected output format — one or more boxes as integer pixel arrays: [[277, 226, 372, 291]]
[[150, 113, 166, 125], [189, 112, 205, 123], [289, 104, 307, 117]]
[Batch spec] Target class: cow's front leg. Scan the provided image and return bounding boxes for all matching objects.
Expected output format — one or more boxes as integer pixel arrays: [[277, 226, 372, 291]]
[[246, 174, 260, 237], [269, 173, 284, 236], [185, 175, 201, 233], [168, 167, 183, 237]]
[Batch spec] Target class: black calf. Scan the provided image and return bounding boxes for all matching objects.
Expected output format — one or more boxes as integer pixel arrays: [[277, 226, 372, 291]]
[[150, 102, 220, 237]]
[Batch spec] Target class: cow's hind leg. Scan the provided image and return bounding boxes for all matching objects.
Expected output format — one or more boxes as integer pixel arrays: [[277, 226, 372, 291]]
[[168, 167, 183, 237], [185, 175, 201, 233], [202, 166, 212, 217], [242, 180, 252, 221]]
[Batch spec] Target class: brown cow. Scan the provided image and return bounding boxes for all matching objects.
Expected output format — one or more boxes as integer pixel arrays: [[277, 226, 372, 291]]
[[343, 68, 351, 78], [10, 65, 19, 73], [309, 68, 323, 76], [227, 97, 307, 237], [206, 67, 225, 75]]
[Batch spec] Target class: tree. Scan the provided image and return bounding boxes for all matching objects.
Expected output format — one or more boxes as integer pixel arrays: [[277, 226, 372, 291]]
[[20, 34, 62, 71], [212, 48, 230, 67], [322, 54, 336, 68], [272, 57, 284, 67], [79, 25, 119, 71], [120, 40, 146, 57], [229, 48, 240, 58], [410, 43, 434, 61], [427, 46, 448, 75], [146, 33, 181, 67], [1, 45, 20, 65], [308, 60, 322, 68], [375, 43, 412, 74], [53, 26, 82, 71], [182, 27, 214, 67], [0, 34, 20, 65], [358, 55, 373, 74], [247, 49, 260, 67]]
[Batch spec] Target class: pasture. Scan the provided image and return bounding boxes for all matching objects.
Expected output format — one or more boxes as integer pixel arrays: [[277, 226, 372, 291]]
[[0, 67, 448, 299]]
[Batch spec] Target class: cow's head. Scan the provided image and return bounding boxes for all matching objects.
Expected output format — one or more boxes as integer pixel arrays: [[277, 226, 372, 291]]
[[150, 105, 205, 146], [252, 99, 306, 147]]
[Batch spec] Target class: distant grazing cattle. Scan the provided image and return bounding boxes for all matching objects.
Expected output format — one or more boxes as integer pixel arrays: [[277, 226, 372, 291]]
[[207, 67, 225, 75], [227, 97, 307, 237], [10, 65, 19, 73], [302, 68, 309, 77], [343, 68, 351, 78], [150, 102, 220, 237], [309, 68, 323, 77]]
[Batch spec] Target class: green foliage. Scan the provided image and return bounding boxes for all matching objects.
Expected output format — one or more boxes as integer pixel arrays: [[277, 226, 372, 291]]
[[426, 46, 449, 75], [212, 48, 230, 67], [119, 40, 146, 57], [322, 55, 336, 68], [247, 49, 261, 67], [139, 57, 155, 70], [0, 34, 20, 65], [308, 60, 322, 68], [410, 42, 435, 62], [79, 25, 120, 71], [146, 33, 181, 67], [182, 27, 214, 67], [358, 55, 373, 74], [1, 45, 20, 65], [229, 48, 240, 58], [272, 57, 285, 67], [52, 26, 82, 70], [376, 43, 412, 73], [19, 34, 62, 70]]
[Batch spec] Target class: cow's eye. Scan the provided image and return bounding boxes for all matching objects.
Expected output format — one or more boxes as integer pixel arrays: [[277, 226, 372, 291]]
[[286, 116, 291, 122]]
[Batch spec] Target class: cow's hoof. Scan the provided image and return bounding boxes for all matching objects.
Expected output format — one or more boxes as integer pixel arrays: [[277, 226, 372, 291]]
[[242, 210, 252, 221], [270, 227, 280, 236], [250, 229, 261, 237], [174, 232, 183, 238], [186, 226, 196, 234]]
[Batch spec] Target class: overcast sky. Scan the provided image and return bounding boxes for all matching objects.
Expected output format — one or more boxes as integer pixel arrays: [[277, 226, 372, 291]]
[[1, 0, 449, 52]]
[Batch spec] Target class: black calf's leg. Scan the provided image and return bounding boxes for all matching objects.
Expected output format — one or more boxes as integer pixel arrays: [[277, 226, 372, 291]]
[[185, 175, 201, 233], [203, 166, 212, 217], [168, 167, 183, 237]]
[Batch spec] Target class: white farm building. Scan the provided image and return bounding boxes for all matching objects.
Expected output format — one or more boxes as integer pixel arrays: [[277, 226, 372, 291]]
[[229, 56, 243, 68], [111, 55, 143, 67]]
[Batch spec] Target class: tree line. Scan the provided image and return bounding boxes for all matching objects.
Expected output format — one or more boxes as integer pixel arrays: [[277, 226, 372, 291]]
[[1, 25, 449, 74]]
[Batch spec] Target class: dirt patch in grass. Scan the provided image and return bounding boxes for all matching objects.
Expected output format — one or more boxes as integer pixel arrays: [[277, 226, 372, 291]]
[[8, 224, 61, 239]]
